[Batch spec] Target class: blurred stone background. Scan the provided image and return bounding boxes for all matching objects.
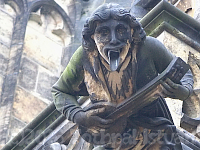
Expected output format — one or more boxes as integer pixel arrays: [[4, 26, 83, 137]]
[[1, 0, 200, 148]]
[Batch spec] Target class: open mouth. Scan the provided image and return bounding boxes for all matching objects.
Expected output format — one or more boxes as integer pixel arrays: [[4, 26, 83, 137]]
[[108, 49, 120, 71]]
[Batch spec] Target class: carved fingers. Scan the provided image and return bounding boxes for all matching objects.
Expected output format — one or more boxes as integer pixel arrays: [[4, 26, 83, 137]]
[[85, 107, 114, 129], [161, 78, 177, 98], [86, 107, 106, 117], [161, 78, 189, 100], [90, 116, 113, 129]]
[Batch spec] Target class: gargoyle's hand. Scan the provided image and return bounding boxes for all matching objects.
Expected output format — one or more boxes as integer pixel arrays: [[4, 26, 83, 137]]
[[73, 107, 113, 129], [161, 78, 190, 100]]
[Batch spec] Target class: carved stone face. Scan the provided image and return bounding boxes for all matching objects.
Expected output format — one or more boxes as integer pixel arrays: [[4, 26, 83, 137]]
[[93, 19, 132, 71]]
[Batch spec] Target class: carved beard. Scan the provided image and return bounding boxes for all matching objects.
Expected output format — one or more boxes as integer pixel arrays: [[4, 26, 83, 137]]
[[100, 50, 137, 103], [83, 46, 137, 104]]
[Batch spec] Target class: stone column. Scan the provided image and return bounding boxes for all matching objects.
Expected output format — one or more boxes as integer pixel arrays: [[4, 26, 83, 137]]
[[0, 13, 29, 146]]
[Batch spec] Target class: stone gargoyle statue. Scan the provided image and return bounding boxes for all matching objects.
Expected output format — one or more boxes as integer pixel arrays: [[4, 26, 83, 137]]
[[51, 3, 193, 150]]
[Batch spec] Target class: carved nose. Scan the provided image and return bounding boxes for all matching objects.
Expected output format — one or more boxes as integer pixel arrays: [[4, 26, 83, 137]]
[[110, 32, 120, 45]]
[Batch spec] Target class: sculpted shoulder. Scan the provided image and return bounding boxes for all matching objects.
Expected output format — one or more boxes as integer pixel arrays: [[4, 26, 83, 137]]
[[53, 46, 85, 95], [138, 36, 158, 59], [70, 46, 84, 66], [62, 46, 84, 83], [141, 36, 173, 58], [141, 36, 163, 53], [140, 36, 174, 73]]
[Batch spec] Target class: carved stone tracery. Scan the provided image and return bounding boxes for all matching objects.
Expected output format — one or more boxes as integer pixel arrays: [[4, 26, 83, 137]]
[[0, 0, 74, 147]]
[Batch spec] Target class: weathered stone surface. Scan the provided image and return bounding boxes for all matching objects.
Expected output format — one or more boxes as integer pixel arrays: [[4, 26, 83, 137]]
[[34, 120, 77, 150], [0, 75, 3, 100], [28, 12, 67, 46], [0, 102, 12, 147], [104, 0, 133, 9], [55, 0, 75, 25], [61, 44, 80, 70], [176, 0, 192, 13], [165, 98, 183, 127], [23, 24, 63, 75], [18, 57, 38, 91], [170, 0, 179, 5], [134, 0, 160, 9], [193, 0, 200, 22], [3, 3, 17, 17], [36, 70, 58, 100], [130, 5, 148, 19], [188, 54, 200, 89], [66, 3, 76, 25], [8, 116, 26, 140], [0, 41, 10, 58], [157, 31, 190, 62], [183, 90, 200, 118], [0, 54, 8, 76], [0, 43, 9, 76], [40, 12, 66, 46], [43, 142, 67, 150], [0, 9, 14, 46], [13, 86, 48, 123]]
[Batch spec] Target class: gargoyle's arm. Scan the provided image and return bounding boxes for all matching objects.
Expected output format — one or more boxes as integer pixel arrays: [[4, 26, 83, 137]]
[[144, 36, 193, 100], [180, 69, 194, 98], [51, 46, 88, 121]]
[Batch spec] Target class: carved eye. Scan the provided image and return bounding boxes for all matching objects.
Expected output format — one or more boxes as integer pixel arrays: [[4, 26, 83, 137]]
[[100, 28, 109, 36], [117, 26, 127, 36]]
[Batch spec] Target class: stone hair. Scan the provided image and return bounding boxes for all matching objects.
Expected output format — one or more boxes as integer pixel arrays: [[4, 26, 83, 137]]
[[82, 3, 146, 51]]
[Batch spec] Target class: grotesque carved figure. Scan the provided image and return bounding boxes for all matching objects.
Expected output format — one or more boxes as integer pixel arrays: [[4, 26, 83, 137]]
[[52, 3, 193, 150]]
